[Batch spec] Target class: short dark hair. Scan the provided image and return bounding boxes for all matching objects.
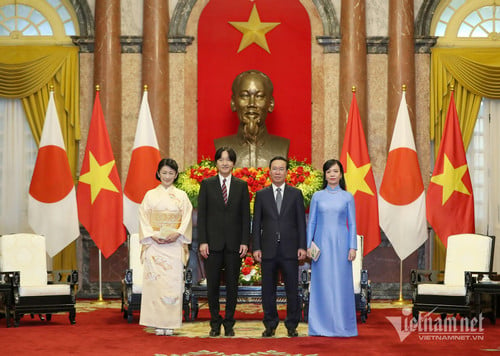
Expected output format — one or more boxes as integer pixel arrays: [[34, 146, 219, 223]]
[[214, 146, 237, 165], [269, 156, 289, 170], [322, 159, 346, 190], [156, 158, 179, 183]]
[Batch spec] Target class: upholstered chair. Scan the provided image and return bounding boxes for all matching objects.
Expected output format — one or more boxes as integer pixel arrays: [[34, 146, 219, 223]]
[[0, 233, 78, 327], [411, 233, 495, 322]]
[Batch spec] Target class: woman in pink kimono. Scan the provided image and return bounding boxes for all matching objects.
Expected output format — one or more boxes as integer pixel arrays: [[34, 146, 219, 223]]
[[139, 158, 193, 336]]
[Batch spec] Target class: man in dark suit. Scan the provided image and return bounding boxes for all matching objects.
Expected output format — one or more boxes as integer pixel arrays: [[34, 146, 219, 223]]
[[252, 156, 307, 337], [198, 146, 251, 337]]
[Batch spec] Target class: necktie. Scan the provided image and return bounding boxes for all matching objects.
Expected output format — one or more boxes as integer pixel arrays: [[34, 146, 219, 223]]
[[222, 178, 228, 205], [276, 187, 282, 213]]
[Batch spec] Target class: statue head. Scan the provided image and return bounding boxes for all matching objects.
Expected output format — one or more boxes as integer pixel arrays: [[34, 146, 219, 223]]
[[231, 70, 275, 143]]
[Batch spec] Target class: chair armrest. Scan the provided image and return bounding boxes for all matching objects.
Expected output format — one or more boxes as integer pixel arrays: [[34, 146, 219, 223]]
[[0, 271, 20, 287], [410, 269, 444, 287], [465, 271, 498, 286], [124, 269, 133, 285], [48, 270, 79, 285], [360, 269, 368, 287], [0, 271, 16, 286]]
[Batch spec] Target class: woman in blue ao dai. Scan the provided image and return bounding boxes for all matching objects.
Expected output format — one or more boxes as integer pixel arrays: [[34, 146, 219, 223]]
[[306, 159, 358, 337]]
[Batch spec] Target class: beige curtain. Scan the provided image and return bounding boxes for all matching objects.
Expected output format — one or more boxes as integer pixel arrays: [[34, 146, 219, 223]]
[[430, 47, 500, 270], [0, 46, 80, 269]]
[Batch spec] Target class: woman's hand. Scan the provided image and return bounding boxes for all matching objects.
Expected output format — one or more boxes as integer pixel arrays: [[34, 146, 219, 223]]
[[348, 248, 356, 261], [154, 232, 180, 244]]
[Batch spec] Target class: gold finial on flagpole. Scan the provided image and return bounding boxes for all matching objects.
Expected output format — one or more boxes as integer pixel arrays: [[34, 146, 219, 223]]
[[95, 84, 100, 92], [143, 84, 148, 92], [352, 86, 356, 93], [449, 83, 454, 92], [49, 84, 54, 92], [402, 84, 406, 92]]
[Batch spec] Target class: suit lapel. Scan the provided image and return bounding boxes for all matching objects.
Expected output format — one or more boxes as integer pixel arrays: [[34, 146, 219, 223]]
[[280, 184, 292, 215], [212, 176, 226, 206], [266, 186, 280, 216], [226, 176, 236, 207]]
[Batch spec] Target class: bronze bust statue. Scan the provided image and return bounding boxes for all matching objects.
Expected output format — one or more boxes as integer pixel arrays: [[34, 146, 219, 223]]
[[214, 70, 290, 168]]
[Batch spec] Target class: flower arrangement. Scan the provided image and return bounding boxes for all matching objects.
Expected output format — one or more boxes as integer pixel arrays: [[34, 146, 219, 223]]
[[239, 253, 261, 285], [175, 158, 323, 212]]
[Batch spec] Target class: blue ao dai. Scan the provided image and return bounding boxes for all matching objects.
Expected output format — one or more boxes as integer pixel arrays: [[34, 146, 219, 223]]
[[306, 185, 357, 337]]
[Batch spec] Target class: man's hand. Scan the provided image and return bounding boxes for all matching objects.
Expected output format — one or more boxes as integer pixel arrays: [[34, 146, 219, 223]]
[[199, 243, 209, 259], [298, 248, 306, 261], [253, 250, 262, 263], [239, 244, 248, 258]]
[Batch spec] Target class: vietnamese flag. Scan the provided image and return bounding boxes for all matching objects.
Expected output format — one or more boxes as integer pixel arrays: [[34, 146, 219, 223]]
[[426, 91, 475, 247], [379, 90, 427, 260], [28, 90, 80, 257], [123, 88, 161, 234], [340, 90, 381, 255], [77, 89, 126, 258]]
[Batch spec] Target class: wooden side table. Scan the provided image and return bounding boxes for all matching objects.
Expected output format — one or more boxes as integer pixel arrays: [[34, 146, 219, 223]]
[[472, 281, 500, 324]]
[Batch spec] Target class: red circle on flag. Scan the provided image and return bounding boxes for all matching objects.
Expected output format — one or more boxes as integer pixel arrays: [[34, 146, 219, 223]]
[[124, 147, 161, 203], [29, 146, 74, 203], [379, 147, 424, 205]]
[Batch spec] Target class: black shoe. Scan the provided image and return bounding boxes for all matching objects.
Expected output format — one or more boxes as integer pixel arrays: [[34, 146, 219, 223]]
[[287, 328, 298, 337], [262, 327, 276, 337], [209, 326, 221, 337], [224, 327, 235, 336]]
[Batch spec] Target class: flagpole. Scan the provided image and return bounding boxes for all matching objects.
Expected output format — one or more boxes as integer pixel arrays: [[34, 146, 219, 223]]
[[91, 250, 110, 305], [392, 259, 411, 306]]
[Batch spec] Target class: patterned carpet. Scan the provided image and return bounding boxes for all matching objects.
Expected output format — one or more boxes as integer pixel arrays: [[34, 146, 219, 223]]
[[76, 298, 410, 338]]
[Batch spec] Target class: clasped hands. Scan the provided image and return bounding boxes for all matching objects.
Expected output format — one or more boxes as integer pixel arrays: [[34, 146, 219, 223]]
[[153, 232, 180, 244]]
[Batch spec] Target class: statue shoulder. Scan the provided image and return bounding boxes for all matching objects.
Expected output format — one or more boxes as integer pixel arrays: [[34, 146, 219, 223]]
[[214, 134, 239, 148], [267, 134, 290, 145]]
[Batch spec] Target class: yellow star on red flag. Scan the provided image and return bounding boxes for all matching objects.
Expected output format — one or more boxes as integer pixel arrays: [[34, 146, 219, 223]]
[[229, 4, 280, 53], [79, 151, 119, 204], [430, 154, 471, 205], [344, 153, 375, 196]]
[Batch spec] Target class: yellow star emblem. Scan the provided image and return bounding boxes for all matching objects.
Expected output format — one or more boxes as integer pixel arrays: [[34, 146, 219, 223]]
[[79, 151, 119, 204], [344, 153, 374, 196], [229, 4, 280, 53], [431, 154, 471, 205]]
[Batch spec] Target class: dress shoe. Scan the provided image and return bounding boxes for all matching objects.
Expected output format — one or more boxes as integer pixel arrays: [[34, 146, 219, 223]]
[[209, 326, 221, 337], [224, 327, 235, 336], [262, 327, 276, 337], [287, 328, 298, 337]]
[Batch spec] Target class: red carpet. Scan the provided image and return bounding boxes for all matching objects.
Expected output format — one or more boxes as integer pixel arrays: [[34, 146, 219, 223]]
[[1, 301, 499, 355]]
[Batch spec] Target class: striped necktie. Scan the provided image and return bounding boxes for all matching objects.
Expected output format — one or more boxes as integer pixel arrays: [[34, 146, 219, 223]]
[[222, 178, 228, 205]]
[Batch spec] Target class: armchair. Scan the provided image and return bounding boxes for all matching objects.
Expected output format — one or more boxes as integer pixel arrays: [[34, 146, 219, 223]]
[[0, 233, 78, 327], [411, 233, 495, 322], [121, 233, 143, 323]]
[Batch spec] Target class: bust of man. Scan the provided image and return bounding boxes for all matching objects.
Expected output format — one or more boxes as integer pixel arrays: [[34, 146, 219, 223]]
[[214, 70, 290, 168]]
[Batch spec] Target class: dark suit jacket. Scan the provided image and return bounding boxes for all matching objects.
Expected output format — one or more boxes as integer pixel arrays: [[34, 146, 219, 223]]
[[252, 184, 307, 259], [197, 175, 251, 252]]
